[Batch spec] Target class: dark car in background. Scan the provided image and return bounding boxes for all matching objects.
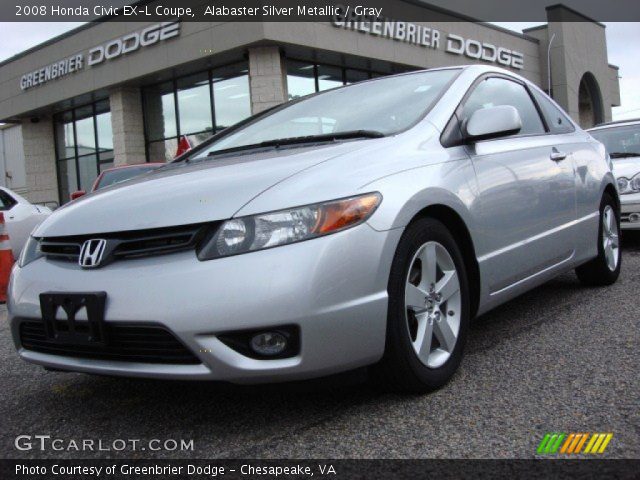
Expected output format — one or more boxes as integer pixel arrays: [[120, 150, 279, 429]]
[[71, 163, 165, 200]]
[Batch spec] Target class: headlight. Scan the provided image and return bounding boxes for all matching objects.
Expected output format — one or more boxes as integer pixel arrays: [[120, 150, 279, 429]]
[[617, 173, 640, 195], [197, 192, 382, 260], [19, 236, 43, 267]]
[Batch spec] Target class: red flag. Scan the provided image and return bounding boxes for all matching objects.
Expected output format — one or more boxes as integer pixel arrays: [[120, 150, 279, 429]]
[[175, 135, 192, 158]]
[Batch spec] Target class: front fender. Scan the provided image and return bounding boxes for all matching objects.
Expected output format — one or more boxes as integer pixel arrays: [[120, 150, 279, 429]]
[[363, 158, 479, 233]]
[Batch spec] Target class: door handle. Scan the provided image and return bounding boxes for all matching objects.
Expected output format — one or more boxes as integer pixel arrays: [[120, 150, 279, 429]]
[[550, 149, 568, 162]]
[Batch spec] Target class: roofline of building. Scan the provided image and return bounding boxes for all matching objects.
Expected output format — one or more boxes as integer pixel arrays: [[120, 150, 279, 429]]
[[590, 118, 640, 129], [545, 3, 606, 28]]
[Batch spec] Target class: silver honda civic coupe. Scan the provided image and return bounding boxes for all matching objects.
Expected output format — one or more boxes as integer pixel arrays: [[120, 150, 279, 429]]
[[9, 65, 620, 392]]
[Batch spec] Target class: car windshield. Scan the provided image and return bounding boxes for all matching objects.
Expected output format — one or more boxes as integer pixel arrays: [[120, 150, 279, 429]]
[[193, 69, 459, 158], [590, 124, 640, 159], [95, 165, 158, 190]]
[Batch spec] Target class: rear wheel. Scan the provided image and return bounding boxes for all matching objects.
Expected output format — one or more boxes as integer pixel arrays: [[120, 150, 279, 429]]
[[575, 194, 621, 286], [374, 217, 470, 393]]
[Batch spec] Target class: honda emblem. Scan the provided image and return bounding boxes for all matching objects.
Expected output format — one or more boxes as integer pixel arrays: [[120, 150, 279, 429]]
[[79, 239, 107, 268]]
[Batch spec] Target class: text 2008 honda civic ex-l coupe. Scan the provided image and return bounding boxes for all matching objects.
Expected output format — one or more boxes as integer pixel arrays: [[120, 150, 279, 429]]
[[9, 65, 620, 392]]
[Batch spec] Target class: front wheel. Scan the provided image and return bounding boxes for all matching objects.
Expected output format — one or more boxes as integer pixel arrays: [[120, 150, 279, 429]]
[[575, 194, 621, 286], [373, 217, 470, 393]]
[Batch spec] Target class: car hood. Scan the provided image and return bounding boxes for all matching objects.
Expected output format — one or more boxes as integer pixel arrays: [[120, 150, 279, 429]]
[[611, 156, 640, 179], [34, 141, 374, 237]]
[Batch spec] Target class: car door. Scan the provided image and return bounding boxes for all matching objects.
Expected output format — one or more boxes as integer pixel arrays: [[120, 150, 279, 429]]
[[460, 76, 577, 296]]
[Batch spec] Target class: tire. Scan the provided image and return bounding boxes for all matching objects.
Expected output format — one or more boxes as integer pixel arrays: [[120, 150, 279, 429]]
[[575, 193, 621, 286], [373, 217, 471, 393]]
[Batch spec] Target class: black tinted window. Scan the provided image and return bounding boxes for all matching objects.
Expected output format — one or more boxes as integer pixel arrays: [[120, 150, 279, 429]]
[[0, 190, 17, 211], [462, 77, 545, 136], [532, 89, 574, 134]]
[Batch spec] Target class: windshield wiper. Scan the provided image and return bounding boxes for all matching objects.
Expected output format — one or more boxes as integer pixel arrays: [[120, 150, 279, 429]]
[[205, 129, 384, 158], [609, 152, 640, 158]]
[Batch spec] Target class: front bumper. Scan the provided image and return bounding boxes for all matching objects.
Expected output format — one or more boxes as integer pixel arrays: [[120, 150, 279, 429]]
[[621, 193, 640, 230], [8, 223, 401, 384]]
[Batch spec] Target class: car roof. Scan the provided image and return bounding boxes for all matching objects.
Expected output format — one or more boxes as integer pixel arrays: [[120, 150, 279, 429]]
[[589, 118, 640, 131]]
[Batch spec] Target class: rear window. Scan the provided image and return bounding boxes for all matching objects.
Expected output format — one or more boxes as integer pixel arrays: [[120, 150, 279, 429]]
[[531, 89, 575, 134], [0, 190, 17, 211]]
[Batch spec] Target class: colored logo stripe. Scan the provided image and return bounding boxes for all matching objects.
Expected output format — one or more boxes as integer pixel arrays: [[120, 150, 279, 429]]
[[538, 433, 613, 454], [537, 433, 566, 454], [583, 433, 613, 454]]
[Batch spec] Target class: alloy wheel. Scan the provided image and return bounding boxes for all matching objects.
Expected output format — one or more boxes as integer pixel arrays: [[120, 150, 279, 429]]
[[602, 205, 620, 271], [405, 241, 462, 368]]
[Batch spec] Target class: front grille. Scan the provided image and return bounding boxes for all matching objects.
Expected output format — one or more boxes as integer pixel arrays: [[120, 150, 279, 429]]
[[20, 321, 201, 365], [40, 223, 211, 264]]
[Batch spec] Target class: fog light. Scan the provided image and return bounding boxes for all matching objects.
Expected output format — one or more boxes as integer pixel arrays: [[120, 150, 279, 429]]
[[629, 213, 640, 223], [250, 332, 288, 356]]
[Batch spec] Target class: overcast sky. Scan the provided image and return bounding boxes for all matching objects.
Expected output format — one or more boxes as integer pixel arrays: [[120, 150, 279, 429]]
[[0, 21, 638, 121]]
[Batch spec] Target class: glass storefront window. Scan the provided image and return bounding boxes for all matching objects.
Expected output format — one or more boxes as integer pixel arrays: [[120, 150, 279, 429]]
[[287, 60, 380, 99], [142, 62, 251, 161], [317, 65, 343, 91], [96, 106, 113, 152], [55, 111, 75, 160], [54, 101, 113, 203], [57, 158, 77, 203], [177, 73, 213, 136], [74, 106, 97, 157], [286, 61, 316, 100], [213, 75, 251, 131], [78, 154, 99, 192]]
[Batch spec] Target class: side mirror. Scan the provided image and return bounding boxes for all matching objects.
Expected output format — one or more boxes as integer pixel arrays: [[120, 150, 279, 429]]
[[464, 105, 522, 143], [70, 190, 86, 200]]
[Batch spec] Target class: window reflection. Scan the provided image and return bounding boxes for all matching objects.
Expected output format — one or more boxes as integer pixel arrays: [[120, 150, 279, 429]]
[[213, 75, 250, 131], [286, 60, 380, 99], [317, 65, 343, 91], [142, 63, 250, 161], [54, 101, 113, 203], [287, 61, 316, 100], [178, 73, 213, 136]]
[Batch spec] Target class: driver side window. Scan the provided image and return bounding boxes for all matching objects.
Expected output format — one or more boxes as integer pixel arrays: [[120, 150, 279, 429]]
[[462, 77, 546, 136]]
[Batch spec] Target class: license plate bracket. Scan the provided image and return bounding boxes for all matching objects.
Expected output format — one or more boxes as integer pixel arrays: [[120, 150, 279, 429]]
[[39, 292, 107, 346]]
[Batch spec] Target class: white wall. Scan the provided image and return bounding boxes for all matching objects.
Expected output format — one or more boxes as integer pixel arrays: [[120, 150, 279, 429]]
[[0, 124, 27, 193]]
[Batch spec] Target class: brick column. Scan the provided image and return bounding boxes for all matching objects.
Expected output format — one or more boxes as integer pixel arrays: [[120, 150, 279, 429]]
[[109, 87, 147, 166], [21, 118, 59, 205], [248, 46, 288, 114]]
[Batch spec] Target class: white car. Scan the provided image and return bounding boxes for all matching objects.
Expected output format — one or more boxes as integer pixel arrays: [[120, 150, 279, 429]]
[[589, 119, 640, 229], [0, 187, 51, 257]]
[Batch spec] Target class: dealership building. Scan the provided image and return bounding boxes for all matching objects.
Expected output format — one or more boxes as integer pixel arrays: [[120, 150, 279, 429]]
[[0, 4, 621, 205]]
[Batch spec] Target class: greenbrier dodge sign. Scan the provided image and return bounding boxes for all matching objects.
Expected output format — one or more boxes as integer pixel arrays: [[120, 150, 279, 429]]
[[19, 21, 180, 90], [331, 15, 525, 70]]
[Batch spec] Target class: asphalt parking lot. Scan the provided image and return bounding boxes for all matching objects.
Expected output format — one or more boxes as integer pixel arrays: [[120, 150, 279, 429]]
[[1, 235, 638, 460]]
